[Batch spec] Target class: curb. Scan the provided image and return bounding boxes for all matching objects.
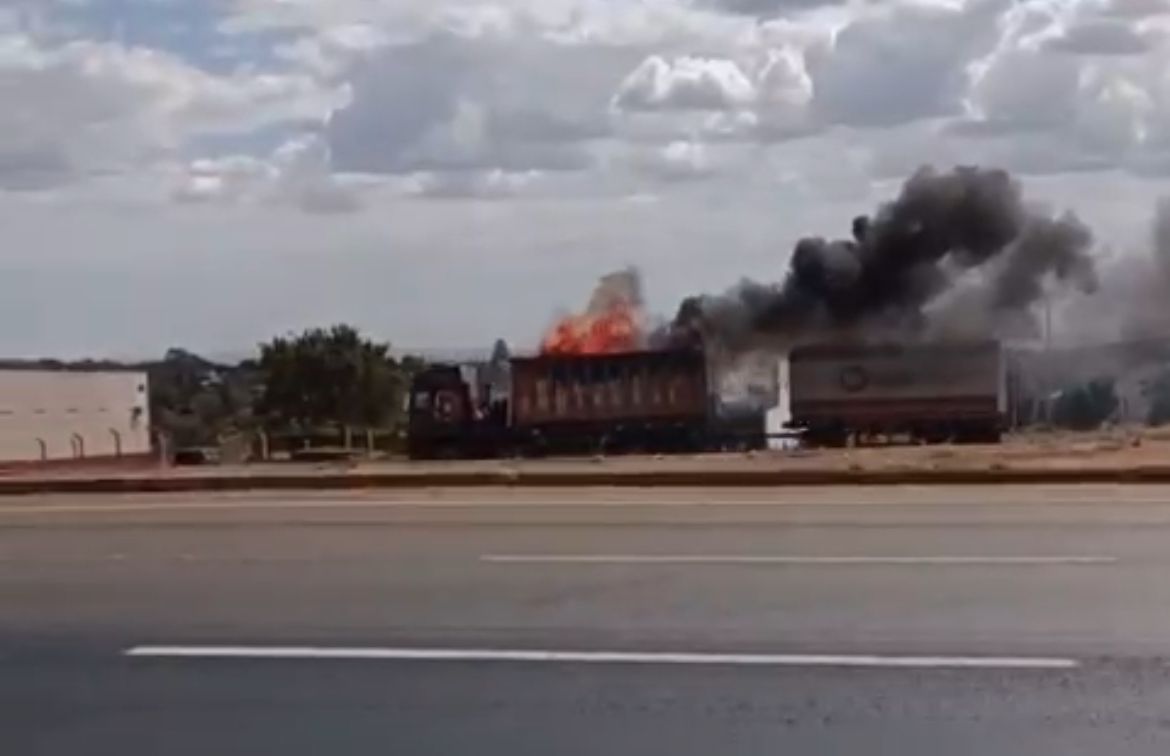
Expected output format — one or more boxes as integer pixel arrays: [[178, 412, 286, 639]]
[[4, 466, 1170, 495]]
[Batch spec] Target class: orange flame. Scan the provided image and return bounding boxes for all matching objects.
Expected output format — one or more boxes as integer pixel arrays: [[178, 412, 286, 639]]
[[541, 270, 646, 355], [541, 302, 642, 355]]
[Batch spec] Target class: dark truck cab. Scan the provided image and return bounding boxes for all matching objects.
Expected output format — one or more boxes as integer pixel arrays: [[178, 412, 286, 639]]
[[407, 364, 508, 460]]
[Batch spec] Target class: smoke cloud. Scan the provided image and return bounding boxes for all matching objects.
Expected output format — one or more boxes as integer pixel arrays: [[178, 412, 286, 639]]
[[672, 165, 1098, 353], [586, 268, 645, 318], [1153, 197, 1170, 274], [1114, 197, 1170, 342]]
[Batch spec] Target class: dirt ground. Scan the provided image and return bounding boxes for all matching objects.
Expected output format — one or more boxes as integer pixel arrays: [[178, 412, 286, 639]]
[[244, 428, 1170, 475], [486, 428, 1170, 473], [7, 428, 1170, 480]]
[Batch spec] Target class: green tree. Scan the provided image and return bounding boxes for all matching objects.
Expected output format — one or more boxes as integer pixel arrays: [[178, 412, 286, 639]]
[[149, 348, 260, 448], [257, 325, 403, 432]]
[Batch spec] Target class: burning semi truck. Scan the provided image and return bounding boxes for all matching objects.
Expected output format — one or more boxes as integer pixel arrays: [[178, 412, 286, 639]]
[[406, 267, 1013, 459], [406, 339, 1008, 459], [404, 164, 1112, 458]]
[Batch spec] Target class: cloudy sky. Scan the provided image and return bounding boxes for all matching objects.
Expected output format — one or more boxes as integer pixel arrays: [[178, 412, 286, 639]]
[[2, 0, 1170, 359]]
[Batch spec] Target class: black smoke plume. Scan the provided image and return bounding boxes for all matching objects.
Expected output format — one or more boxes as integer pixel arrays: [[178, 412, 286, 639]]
[[672, 165, 1098, 353]]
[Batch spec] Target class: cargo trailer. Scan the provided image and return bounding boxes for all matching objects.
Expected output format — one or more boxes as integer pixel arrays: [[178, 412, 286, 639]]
[[787, 340, 1006, 446]]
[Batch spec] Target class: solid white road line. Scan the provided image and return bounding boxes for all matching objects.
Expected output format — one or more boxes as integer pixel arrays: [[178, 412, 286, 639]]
[[480, 554, 1118, 566], [123, 646, 1079, 669]]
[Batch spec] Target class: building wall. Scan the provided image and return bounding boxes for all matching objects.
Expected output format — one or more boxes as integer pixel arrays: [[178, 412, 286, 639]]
[[0, 371, 151, 463]]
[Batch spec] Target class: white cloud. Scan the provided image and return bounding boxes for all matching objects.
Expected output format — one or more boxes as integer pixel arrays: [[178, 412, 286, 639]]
[[706, 0, 844, 16], [751, 45, 815, 136], [0, 33, 344, 189], [273, 23, 390, 78], [756, 45, 812, 108], [805, 0, 1008, 127], [1077, 69, 1157, 153], [404, 168, 542, 198], [8, 0, 1170, 359], [631, 139, 715, 181], [966, 46, 1082, 130], [325, 36, 627, 179], [612, 55, 757, 112], [951, 1, 1170, 173], [610, 46, 814, 141], [1045, 19, 1158, 55], [226, 0, 758, 52], [174, 134, 361, 213], [173, 154, 272, 204], [1099, 0, 1170, 20]]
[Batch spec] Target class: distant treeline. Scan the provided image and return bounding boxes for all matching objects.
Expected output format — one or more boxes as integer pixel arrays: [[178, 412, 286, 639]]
[[11, 326, 435, 451]]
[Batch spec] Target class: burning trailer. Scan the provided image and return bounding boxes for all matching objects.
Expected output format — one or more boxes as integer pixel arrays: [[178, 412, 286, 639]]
[[406, 270, 768, 460], [407, 348, 721, 460], [405, 337, 1011, 459], [405, 270, 1012, 459]]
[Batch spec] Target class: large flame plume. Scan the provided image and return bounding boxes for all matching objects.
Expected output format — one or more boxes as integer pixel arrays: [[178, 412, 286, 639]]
[[541, 269, 646, 355]]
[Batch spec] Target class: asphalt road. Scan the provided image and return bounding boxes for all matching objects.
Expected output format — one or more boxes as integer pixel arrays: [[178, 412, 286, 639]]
[[8, 485, 1170, 754]]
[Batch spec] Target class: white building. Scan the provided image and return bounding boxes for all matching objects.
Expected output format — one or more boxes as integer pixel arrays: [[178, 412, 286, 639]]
[[0, 370, 151, 463]]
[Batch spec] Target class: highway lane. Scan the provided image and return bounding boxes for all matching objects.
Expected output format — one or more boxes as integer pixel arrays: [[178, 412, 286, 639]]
[[12, 654, 1170, 756], [7, 485, 1170, 754]]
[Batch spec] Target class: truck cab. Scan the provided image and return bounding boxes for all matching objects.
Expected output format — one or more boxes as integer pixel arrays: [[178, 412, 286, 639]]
[[407, 364, 509, 460], [407, 366, 473, 460]]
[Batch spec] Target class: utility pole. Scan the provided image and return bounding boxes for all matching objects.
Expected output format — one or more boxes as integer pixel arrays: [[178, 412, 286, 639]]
[[1040, 294, 1053, 428], [1044, 295, 1053, 354]]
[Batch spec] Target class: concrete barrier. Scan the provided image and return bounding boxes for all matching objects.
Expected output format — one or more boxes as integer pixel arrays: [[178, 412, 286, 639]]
[[4, 465, 1170, 495]]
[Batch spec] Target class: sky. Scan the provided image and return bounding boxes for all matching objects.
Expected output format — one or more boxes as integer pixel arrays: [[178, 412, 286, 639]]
[[3, 0, 1170, 359]]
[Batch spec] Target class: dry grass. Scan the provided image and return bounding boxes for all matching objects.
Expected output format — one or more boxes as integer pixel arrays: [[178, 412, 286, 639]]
[[214, 429, 1170, 477], [563, 430, 1170, 473]]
